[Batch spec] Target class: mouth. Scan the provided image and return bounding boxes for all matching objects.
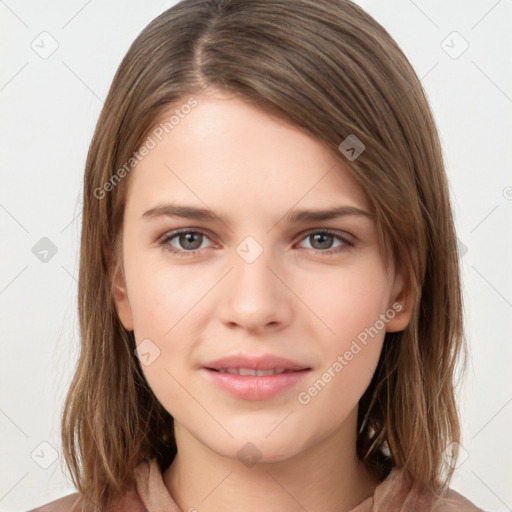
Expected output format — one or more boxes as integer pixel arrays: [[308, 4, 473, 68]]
[[201, 353, 311, 400], [206, 367, 309, 376], [201, 366, 311, 400]]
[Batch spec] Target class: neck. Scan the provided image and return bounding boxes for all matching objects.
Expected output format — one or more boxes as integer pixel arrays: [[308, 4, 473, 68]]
[[163, 409, 380, 512]]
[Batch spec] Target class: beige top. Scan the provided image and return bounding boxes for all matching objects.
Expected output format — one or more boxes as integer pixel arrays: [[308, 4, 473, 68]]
[[30, 456, 484, 512]]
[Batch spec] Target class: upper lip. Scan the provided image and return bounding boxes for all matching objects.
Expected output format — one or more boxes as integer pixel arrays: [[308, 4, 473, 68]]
[[204, 354, 310, 371]]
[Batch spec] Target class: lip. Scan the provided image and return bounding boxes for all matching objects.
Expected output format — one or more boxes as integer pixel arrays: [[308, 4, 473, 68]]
[[201, 353, 311, 401], [201, 368, 311, 400], [203, 353, 310, 371]]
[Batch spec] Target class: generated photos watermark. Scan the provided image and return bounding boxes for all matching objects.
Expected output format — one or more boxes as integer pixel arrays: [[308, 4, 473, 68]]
[[297, 301, 403, 405], [93, 97, 198, 199]]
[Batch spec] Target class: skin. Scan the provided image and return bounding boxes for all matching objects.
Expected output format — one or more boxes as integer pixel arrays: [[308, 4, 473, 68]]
[[112, 87, 413, 512]]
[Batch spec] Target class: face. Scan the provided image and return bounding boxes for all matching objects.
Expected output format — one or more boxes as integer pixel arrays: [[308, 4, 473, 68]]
[[112, 88, 412, 463]]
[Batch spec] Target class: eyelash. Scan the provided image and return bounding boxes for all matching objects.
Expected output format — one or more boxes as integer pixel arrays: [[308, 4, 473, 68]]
[[158, 228, 354, 258]]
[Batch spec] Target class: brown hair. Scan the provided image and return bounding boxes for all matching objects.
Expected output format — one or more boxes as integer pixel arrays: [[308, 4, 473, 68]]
[[61, 0, 467, 509]]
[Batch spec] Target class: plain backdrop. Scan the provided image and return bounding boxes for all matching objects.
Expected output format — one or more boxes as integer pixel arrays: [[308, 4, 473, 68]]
[[1, 1, 511, 511]]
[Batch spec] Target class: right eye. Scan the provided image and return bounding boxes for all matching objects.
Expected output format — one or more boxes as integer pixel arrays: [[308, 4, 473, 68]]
[[159, 228, 216, 257]]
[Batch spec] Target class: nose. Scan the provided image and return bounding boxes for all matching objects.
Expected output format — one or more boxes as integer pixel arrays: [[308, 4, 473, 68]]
[[217, 245, 294, 334]]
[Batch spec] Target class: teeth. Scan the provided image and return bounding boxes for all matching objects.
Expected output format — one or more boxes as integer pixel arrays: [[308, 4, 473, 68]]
[[218, 368, 289, 376]]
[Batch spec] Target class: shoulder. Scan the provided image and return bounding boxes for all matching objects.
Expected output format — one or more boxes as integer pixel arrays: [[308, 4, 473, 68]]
[[432, 487, 485, 511], [27, 492, 82, 512], [27, 487, 149, 512], [372, 467, 484, 512]]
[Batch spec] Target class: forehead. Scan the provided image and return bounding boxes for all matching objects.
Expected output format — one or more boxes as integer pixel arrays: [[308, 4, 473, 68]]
[[124, 91, 370, 219]]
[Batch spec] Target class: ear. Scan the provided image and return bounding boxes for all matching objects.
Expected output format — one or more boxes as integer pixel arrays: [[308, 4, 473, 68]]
[[384, 254, 416, 333], [109, 248, 134, 332]]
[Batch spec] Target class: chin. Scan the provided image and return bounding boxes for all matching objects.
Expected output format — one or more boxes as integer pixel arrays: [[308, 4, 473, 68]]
[[203, 431, 308, 466]]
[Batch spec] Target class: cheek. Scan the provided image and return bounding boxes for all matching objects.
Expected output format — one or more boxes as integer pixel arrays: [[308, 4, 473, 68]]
[[127, 256, 205, 335], [297, 259, 391, 344], [294, 261, 390, 406], [125, 260, 208, 399], [297, 317, 385, 429]]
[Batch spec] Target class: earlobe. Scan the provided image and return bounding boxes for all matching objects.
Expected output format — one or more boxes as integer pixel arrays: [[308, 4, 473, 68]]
[[110, 254, 134, 332]]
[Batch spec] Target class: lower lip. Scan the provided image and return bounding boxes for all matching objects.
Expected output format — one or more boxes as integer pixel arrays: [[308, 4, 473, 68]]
[[201, 368, 311, 400]]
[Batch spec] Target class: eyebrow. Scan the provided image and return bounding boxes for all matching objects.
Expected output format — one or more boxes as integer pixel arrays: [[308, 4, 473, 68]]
[[141, 203, 372, 224]]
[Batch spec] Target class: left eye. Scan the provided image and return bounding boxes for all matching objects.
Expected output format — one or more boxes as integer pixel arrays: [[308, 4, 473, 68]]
[[296, 230, 353, 254], [159, 228, 353, 257]]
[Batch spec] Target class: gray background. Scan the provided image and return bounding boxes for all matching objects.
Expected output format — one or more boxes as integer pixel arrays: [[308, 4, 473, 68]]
[[1, 1, 511, 510]]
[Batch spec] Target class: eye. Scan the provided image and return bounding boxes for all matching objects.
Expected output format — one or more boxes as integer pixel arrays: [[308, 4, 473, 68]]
[[158, 228, 354, 258], [159, 228, 215, 257], [295, 229, 354, 256]]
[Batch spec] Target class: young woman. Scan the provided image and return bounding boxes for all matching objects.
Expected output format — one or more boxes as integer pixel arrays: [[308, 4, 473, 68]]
[[31, 0, 483, 510]]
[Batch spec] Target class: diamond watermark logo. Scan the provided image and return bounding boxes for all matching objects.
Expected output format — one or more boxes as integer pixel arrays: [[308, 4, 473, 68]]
[[134, 338, 161, 366], [441, 441, 469, 469], [30, 31, 59, 59], [338, 134, 365, 161], [31, 441, 58, 469], [236, 236, 263, 264], [32, 237, 58, 263], [441, 31, 469, 59], [237, 442, 262, 468]]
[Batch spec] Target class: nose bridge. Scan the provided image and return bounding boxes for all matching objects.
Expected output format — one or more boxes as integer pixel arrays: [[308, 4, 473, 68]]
[[234, 237, 274, 289], [232, 234, 280, 301], [218, 234, 292, 330]]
